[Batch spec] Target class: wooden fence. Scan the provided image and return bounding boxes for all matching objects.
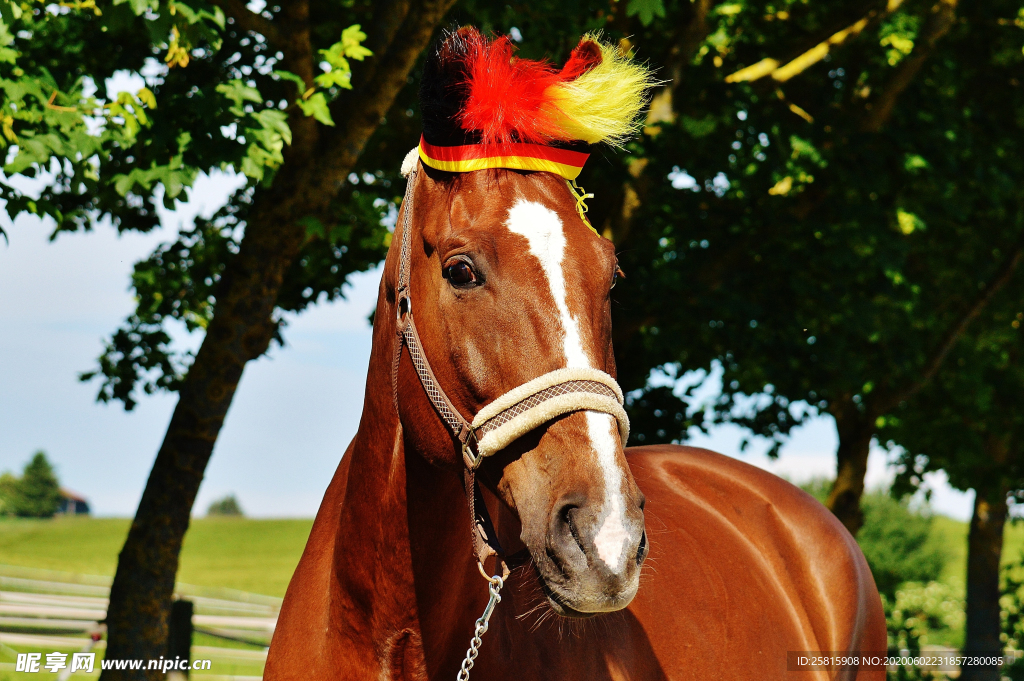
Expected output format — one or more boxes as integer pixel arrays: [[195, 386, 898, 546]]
[[0, 565, 278, 680]]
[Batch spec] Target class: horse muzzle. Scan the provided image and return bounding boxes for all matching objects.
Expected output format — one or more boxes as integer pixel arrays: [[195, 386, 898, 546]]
[[534, 487, 647, 617]]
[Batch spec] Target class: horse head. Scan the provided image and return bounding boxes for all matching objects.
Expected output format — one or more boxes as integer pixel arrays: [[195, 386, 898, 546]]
[[394, 163, 646, 615], [388, 28, 655, 617]]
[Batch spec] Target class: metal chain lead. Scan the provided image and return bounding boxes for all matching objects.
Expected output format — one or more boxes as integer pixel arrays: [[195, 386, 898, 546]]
[[456, 573, 505, 681]]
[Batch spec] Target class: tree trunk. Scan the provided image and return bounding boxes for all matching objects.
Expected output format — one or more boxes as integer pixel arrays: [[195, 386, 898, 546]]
[[98, 2, 456, 677], [99, 184, 310, 679], [826, 406, 875, 536], [960, 483, 1009, 681]]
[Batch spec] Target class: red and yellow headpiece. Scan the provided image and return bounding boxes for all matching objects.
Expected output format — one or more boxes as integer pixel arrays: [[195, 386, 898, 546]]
[[418, 28, 655, 180]]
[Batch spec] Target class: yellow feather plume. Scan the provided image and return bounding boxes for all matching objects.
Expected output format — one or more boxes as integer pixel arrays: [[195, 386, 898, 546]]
[[545, 38, 658, 147]]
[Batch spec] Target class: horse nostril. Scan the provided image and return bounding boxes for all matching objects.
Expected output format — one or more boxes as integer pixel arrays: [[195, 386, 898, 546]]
[[636, 530, 647, 566], [559, 504, 585, 553]]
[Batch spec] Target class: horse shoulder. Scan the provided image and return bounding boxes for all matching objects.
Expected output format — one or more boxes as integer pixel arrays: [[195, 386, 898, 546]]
[[622, 444, 886, 680], [265, 444, 354, 680]]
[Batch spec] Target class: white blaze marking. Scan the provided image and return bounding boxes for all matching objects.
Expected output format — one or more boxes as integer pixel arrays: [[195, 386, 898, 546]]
[[506, 200, 589, 369], [588, 411, 629, 571], [506, 199, 630, 572]]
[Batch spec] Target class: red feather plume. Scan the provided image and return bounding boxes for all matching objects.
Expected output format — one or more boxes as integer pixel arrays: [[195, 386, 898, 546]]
[[458, 31, 601, 145]]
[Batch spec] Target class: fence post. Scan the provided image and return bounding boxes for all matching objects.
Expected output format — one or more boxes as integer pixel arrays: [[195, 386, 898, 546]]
[[167, 599, 193, 680]]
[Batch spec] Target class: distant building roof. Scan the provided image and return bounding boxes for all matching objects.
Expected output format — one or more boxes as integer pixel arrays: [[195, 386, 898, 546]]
[[59, 488, 88, 503]]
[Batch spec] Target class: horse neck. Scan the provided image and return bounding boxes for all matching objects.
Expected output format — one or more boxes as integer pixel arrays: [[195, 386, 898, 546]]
[[330, 275, 485, 673]]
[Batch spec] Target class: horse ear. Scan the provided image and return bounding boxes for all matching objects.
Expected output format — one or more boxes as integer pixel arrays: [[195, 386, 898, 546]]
[[559, 38, 603, 81], [420, 26, 483, 146]]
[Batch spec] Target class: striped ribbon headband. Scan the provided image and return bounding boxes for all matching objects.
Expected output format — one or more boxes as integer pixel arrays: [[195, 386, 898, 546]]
[[417, 135, 590, 180]]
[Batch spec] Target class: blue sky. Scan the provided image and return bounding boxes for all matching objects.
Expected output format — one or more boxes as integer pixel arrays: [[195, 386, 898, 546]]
[[0, 172, 974, 520]]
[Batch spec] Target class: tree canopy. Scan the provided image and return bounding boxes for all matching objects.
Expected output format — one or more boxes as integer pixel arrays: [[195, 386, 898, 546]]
[[206, 493, 243, 516], [600, 0, 1024, 534], [5, 0, 1023, 674], [0, 451, 62, 518]]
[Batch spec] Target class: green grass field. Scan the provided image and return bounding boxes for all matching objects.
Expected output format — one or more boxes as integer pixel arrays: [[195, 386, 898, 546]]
[[0, 516, 313, 597], [4, 513, 1024, 596], [0, 517, 313, 681]]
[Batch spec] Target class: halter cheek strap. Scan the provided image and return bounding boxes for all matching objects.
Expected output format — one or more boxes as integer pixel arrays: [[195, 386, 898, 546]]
[[391, 165, 630, 571]]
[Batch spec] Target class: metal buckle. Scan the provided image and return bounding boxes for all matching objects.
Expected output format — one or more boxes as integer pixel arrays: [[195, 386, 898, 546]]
[[462, 437, 482, 470], [395, 290, 411, 330]]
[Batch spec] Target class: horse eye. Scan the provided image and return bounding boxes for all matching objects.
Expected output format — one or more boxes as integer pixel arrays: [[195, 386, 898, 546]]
[[611, 266, 625, 289], [445, 261, 477, 286]]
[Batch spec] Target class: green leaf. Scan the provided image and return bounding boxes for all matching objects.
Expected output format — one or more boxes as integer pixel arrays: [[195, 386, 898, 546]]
[[136, 87, 156, 109], [903, 154, 929, 172], [113, 173, 135, 196], [299, 215, 327, 239], [0, 19, 17, 64], [252, 109, 291, 146], [113, 0, 159, 15], [208, 6, 226, 29], [297, 92, 334, 126], [318, 44, 351, 74], [273, 70, 307, 95], [216, 80, 263, 115], [626, 0, 666, 26], [0, 3, 23, 22], [896, 209, 925, 235], [340, 24, 372, 60], [314, 69, 352, 90], [314, 24, 371, 93], [170, 2, 200, 23], [681, 114, 718, 139], [240, 154, 262, 181]]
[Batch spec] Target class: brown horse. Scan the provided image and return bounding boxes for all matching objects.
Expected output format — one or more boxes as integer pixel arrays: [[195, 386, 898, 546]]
[[264, 152, 886, 678]]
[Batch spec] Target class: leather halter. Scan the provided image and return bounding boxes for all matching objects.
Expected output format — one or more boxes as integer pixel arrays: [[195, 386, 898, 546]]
[[391, 165, 630, 572]]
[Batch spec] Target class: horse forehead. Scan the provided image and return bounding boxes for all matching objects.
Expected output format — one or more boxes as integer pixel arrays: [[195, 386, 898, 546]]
[[501, 196, 603, 282], [504, 198, 567, 254]]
